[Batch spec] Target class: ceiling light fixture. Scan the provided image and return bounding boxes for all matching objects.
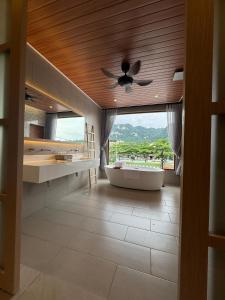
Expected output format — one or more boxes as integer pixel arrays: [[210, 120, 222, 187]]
[[114, 99, 117, 102], [154, 95, 159, 98], [49, 105, 53, 109], [173, 68, 184, 81]]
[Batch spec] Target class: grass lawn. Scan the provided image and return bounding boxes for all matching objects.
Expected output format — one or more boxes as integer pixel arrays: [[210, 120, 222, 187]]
[[109, 159, 174, 170]]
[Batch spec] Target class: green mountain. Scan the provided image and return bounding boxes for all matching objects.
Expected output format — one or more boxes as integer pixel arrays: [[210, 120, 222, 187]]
[[110, 124, 168, 142]]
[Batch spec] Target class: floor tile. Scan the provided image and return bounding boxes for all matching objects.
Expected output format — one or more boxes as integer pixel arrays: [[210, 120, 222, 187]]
[[44, 248, 116, 298], [21, 235, 61, 272], [16, 273, 106, 300], [32, 207, 85, 228], [68, 230, 150, 273], [164, 199, 180, 208], [22, 217, 75, 246], [151, 249, 178, 282], [80, 217, 127, 240], [108, 266, 177, 300], [132, 208, 170, 222], [110, 213, 150, 230], [12, 265, 40, 299], [169, 213, 180, 224], [62, 193, 134, 215], [151, 220, 179, 236], [48, 201, 113, 221], [19, 265, 40, 292], [125, 227, 178, 254]]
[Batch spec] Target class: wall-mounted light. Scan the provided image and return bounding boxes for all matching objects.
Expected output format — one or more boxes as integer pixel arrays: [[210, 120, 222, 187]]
[[49, 105, 53, 109], [173, 68, 184, 81], [154, 95, 159, 98], [113, 99, 117, 102]]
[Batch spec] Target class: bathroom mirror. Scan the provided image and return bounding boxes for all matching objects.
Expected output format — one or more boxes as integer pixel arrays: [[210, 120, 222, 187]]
[[24, 85, 85, 144]]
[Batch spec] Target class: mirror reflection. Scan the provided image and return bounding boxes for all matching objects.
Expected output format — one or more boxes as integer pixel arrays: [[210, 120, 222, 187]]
[[24, 86, 85, 144]]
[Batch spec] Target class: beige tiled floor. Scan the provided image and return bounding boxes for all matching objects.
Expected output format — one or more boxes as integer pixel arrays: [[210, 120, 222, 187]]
[[19, 180, 180, 299]]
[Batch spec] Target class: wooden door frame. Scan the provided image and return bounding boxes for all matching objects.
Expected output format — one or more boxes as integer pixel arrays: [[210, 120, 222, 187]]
[[0, 0, 27, 296], [179, 1, 214, 299]]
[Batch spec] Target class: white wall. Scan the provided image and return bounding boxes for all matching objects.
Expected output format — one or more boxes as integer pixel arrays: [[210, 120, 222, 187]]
[[23, 44, 102, 217]]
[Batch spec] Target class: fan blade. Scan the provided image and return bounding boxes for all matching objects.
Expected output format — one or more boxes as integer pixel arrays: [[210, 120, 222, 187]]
[[125, 85, 132, 93], [107, 82, 119, 89], [101, 68, 119, 79], [128, 60, 141, 76], [134, 79, 153, 86]]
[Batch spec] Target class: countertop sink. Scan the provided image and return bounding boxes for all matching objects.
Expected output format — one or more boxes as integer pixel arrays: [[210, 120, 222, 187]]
[[23, 158, 99, 183]]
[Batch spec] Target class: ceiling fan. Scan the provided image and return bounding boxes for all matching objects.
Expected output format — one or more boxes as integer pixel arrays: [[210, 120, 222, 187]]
[[101, 60, 153, 93], [25, 88, 37, 102]]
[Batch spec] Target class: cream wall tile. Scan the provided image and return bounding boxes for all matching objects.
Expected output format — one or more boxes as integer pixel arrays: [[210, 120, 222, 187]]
[[151, 249, 178, 282], [125, 227, 178, 254], [108, 266, 177, 300]]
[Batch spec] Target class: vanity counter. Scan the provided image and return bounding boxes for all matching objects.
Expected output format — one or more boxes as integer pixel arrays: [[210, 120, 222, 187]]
[[23, 158, 99, 183]]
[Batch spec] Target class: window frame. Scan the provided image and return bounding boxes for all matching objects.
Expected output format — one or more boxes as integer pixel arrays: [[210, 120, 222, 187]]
[[108, 108, 175, 171]]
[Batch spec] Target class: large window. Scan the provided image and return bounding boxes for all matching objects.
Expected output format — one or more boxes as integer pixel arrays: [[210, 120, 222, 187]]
[[109, 112, 174, 170]]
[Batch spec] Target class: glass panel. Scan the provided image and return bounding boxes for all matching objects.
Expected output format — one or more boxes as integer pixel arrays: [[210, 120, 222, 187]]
[[0, 53, 9, 118], [0, 127, 6, 193], [208, 115, 225, 299], [0, 0, 10, 44], [208, 248, 225, 300], [0, 201, 4, 269], [212, 0, 225, 103]]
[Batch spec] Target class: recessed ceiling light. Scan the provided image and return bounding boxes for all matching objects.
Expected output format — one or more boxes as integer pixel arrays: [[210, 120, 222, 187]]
[[49, 105, 53, 109], [173, 68, 184, 81], [154, 95, 159, 98], [114, 99, 117, 102]]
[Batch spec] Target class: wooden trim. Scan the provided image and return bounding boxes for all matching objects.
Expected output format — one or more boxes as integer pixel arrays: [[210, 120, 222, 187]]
[[0, 194, 7, 202], [0, 120, 8, 127], [179, 1, 213, 300], [0, 289, 11, 300], [210, 102, 225, 115], [208, 233, 225, 251], [0, 0, 27, 295], [0, 43, 10, 54]]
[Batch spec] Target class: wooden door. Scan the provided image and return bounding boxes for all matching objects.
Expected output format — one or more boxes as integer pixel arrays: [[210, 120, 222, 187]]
[[180, 1, 225, 299], [0, 0, 27, 297]]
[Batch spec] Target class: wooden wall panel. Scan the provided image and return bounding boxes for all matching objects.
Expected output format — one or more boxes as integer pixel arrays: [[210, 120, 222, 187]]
[[27, 0, 185, 108]]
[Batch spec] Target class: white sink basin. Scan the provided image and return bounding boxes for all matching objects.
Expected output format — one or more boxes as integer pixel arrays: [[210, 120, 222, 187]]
[[23, 158, 99, 183]]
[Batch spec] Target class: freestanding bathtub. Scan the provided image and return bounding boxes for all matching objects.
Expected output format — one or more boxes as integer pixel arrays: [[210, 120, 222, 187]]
[[105, 165, 165, 191]]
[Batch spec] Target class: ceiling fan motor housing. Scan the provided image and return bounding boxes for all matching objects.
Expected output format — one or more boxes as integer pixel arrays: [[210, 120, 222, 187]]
[[118, 75, 133, 86]]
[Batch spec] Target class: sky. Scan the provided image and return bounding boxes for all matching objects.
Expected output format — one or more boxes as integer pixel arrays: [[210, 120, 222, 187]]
[[114, 112, 167, 128], [55, 117, 85, 141]]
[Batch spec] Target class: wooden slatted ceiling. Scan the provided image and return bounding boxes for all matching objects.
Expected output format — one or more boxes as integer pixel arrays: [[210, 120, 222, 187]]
[[27, 0, 185, 108]]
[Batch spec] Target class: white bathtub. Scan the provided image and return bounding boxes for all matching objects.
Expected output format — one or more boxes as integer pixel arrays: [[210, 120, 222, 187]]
[[105, 165, 164, 191]]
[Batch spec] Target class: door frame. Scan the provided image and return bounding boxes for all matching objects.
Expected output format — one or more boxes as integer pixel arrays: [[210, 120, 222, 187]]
[[179, 1, 214, 299], [0, 0, 27, 297]]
